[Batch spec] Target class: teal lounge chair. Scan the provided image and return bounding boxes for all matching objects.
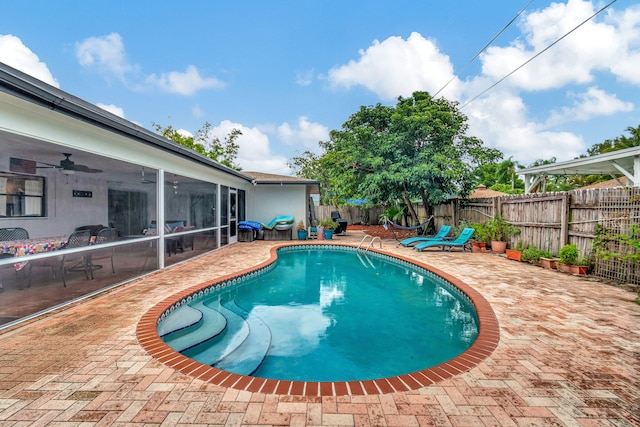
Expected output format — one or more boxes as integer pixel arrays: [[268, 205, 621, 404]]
[[261, 215, 295, 230], [414, 228, 475, 252], [397, 225, 452, 247]]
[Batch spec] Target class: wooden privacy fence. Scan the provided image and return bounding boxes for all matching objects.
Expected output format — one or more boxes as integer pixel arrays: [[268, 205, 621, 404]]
[[322, 186, 639, 285], [435, 187, 640, 285], [315, 205, 384, 226]]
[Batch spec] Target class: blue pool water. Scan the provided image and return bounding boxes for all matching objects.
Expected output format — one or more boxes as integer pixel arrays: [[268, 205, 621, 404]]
[[158, 247, 479, 382]]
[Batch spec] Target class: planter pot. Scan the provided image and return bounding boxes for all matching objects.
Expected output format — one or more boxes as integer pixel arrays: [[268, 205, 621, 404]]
[[540, 257, 559, 269], [505, 249, 522, 261], [297, 230, 308, 240], [323, 229, 334, 240], [491, 240, 507, 254], [570, 265, 588, 275], [317, 226, 324, 240], [471, 242, 486, 253], [558, 263, 572, 273]]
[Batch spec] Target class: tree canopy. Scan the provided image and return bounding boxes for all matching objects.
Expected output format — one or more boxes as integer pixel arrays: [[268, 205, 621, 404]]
[[587, 125, 640, 156], [294, 91, 501, 223], [153, 122, 242, 170]]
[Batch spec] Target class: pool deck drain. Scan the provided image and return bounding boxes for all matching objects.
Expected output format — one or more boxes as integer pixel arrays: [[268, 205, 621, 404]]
[[0, 231, 638, 426]]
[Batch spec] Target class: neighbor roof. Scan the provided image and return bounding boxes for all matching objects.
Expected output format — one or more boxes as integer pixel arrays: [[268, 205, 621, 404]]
[[469, 184, 506, 198], [577, 176, 627, 190], [243, 171, 319, 186]]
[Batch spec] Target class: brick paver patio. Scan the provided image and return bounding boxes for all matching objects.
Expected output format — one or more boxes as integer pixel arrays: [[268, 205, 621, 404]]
[[0, 231, 638, 426]]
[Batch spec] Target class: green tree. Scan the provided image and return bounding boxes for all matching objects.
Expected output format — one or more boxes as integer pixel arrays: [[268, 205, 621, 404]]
[[153, 122, 242, 170], [318, 91, 501, 223], [587, 124, 640, 156], [288, 150, 334, 205]]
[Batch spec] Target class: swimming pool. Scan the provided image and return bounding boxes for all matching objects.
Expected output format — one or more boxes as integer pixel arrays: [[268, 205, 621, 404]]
[[136, 242, 499, 396], [159, 246, 479, 381]]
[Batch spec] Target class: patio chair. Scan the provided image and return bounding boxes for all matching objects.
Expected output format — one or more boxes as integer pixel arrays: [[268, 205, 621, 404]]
[[0, 227, 29, 241], [0, 227, 30, 291], [261, 215, 295, 231], [330, 211, 348, 235], [414, 228, 475, 252], [398, 224, 452, 247], [89, 227, 119, 277], [34, 230, 92, 287]]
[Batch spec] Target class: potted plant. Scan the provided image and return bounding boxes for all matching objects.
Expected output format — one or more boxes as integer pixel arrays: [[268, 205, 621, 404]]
[[571, 257, 591, 275], [485, 216, 520, 254], [506, 240, 527, 261], [539, 254, 560, 269], [521, 246, 541, 265], [558, 243, 579, 273], [319, 218, 338, 240], [470, 222, 489, 253], [296, 221, 308, 240]]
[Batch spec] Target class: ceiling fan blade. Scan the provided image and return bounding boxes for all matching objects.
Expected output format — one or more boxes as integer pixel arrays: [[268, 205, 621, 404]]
[[71, 164, 103, 173]]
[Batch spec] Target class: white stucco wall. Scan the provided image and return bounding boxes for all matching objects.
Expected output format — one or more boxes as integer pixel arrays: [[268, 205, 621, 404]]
[[246, 185, 308, 228]]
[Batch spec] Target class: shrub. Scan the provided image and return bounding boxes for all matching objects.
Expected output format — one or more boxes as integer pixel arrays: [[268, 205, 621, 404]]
[[559, 244, 579, 265], [485, 216, 520, 241], [319, 218, 338, 230]]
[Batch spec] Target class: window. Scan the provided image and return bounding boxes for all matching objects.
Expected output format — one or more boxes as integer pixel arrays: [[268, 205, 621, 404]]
[[0, 173, 45, 217]]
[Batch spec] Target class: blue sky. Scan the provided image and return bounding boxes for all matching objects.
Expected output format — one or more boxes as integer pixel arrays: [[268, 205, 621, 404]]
[[2, 0, 639, 175]]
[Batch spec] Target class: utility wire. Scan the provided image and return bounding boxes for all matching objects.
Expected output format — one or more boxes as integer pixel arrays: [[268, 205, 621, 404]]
[[433, 0, 534, 98], [460, 0, 618, 109]]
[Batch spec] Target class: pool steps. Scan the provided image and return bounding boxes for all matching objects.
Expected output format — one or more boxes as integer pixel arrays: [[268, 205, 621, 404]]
[[162, 301, 227, 352], [213, 301, 272, 375], [157, 304, 202, 337], [182, 299, 249, 364], [159, 298, 273, 375]]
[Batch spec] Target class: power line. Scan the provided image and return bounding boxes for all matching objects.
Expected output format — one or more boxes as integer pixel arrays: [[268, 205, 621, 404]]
[[460, 0, 618, 109], [433, 0, 534, 98]]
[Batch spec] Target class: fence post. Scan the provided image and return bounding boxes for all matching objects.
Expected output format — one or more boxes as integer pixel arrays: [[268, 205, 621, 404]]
[[452, 199, 458, 226], [560, 192, 569, 245]]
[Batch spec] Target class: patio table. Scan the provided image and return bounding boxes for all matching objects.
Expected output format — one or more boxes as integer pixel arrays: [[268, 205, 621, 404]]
[[0, 236, 68, 271]]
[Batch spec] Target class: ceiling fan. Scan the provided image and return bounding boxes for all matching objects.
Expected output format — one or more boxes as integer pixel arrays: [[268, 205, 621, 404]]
[[37, 153, 103, 174], [140, 167, 155, 184]]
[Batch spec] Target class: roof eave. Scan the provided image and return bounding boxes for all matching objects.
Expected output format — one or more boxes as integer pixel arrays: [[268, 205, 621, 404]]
[[0, 63, 254, 182]]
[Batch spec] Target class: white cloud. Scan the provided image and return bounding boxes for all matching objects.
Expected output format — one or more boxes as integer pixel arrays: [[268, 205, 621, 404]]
[[75, 33, 223, 95], [546, 87, 633, 126], [478, 0, 639, 91], [327, 32, 458, 100], [0, 34, 59, 87], [96, 103, 125, 118], [326, 1, 640, 166], [277, 116, 329, 152], [295, 69, 314, 86], [146, 65, 224, 96], [607, 4, 640, 84], [210, 120, 291, 174], [75, 33, 133, 80], [465, 90, 585, 165], [192, 104, 204, 118]]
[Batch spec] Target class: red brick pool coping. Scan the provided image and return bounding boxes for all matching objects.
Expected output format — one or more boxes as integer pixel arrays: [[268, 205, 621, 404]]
[[136, 242, 500, 396]]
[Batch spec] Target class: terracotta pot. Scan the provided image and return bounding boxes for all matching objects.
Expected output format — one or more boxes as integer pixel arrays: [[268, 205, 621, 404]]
[[570, 265, 588, 275], [505, 249, 522, 261], [540, 257, 558, 269], [558, 263, 572, 273], [491, 240, 507, 254], [472, 242, 486, 253]]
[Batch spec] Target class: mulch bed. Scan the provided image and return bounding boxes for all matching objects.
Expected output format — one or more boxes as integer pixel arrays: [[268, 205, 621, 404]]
[[347, 224, 422, 240]]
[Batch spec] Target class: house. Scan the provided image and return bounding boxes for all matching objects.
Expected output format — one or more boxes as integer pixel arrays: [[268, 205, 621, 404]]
[[0, 62, 317, 328]]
